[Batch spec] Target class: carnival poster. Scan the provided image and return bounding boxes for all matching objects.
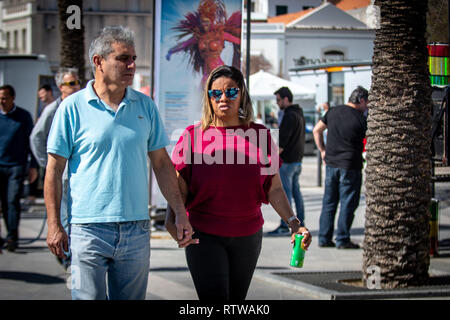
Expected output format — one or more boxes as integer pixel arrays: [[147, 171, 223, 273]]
[[152, 0, 243, 208]]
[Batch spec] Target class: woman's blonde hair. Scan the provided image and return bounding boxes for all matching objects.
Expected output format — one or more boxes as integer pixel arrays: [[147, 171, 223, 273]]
[[201, 65, 254, 130]]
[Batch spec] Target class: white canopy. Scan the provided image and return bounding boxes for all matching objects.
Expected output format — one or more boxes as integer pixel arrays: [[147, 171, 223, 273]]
[[248, 69, 315, 101]]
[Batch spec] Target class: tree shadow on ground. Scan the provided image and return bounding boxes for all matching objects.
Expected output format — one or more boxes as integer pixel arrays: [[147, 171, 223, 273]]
[[0, 271, 65, 284]]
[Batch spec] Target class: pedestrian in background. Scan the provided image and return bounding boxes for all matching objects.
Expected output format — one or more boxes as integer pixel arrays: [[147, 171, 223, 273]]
[[31, 68, 81, 169], [26, 84, 55, 205], [316, 101, 330, 144], [37, 84, 55, 118], [0, 84, 35, 252], [268, 86, 306, 236], [165, 65, 311, 301], [44, 25, 193, 300], [316, 101, 329, 117], [30, 67, 81, 269], [313, 86, 368, 249]]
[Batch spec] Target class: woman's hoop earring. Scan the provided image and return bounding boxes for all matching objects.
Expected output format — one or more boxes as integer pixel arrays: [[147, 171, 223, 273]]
[[238, 107, 246, 119]]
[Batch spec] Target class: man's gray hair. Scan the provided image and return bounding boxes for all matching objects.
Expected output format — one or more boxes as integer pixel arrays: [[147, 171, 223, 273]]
[[55, 67, 79, 86], [88, 25, 135, 74]]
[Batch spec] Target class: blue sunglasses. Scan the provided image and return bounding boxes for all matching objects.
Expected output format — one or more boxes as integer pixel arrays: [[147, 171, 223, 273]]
[[208, 88, 239, 102]]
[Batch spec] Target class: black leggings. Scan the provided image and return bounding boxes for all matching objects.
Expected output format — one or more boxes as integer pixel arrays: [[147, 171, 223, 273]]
[[185, 228, 263, 301]]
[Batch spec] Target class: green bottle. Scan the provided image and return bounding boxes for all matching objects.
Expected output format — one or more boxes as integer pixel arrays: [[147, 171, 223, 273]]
[[290, 234, 305, 268]]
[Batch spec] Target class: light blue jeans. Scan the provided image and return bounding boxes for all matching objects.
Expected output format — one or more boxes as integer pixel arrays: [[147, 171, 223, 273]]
[[279, 162, 305, 227], [69, 220, 151, 300]]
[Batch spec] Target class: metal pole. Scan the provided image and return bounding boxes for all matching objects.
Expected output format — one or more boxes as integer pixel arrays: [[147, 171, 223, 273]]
[[317, 147, 322, 187], [149, 0, 157, 210], [246, 3, 251, 88], [317, 73, 331, 187], [314, 105, 322, 187]]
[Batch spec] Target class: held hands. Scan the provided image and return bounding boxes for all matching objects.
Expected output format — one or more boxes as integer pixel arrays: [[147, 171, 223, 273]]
[[168, 212, 199, 248]]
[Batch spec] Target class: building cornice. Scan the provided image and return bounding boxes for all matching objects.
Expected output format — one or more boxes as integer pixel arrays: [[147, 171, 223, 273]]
[[36, 9, 152, 17], [289, 59, 372, 73]]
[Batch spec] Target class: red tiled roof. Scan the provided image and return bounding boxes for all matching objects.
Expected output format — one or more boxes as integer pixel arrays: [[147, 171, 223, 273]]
[[267, 0, 371, 25], [267, 1, 371, 26], [267, 7, 315, 25], [334, 0, 371, 11]]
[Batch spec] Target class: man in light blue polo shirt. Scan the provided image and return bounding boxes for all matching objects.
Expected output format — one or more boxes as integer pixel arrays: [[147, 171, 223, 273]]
[[44, 26, 194, 300]]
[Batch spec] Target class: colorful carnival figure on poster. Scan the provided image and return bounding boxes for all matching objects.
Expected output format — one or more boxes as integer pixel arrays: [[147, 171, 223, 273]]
[[166, 0, 241, 85]]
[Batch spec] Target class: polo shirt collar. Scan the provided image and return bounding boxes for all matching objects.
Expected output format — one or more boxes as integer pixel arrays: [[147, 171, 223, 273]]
[[85, 79, 138, 107]]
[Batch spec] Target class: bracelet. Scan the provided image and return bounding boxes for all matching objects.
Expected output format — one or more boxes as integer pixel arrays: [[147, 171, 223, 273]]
[[286, 215, 298, 225]]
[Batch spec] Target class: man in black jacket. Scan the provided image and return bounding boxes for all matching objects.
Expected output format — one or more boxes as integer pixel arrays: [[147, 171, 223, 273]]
[[268, 87, 306, 236]]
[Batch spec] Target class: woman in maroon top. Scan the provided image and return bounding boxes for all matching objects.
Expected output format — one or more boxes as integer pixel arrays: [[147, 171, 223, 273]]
[[165, 65, 311, 300]]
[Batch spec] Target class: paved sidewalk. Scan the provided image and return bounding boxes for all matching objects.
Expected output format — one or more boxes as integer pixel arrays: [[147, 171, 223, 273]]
[[1, 156, 449, 300]]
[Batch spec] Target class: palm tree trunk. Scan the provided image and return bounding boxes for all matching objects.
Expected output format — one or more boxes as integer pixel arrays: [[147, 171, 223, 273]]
[[363, 0, 433, 288], [58, 0, 86, 85]]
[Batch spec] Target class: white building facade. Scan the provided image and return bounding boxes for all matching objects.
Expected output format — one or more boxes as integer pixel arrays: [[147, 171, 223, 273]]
[[1, 0, 377, 108], [246, 0, 322, 20], [243, 1, 376, 109], [243, 2, 375, 77], [0, 0, 153, 88]]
